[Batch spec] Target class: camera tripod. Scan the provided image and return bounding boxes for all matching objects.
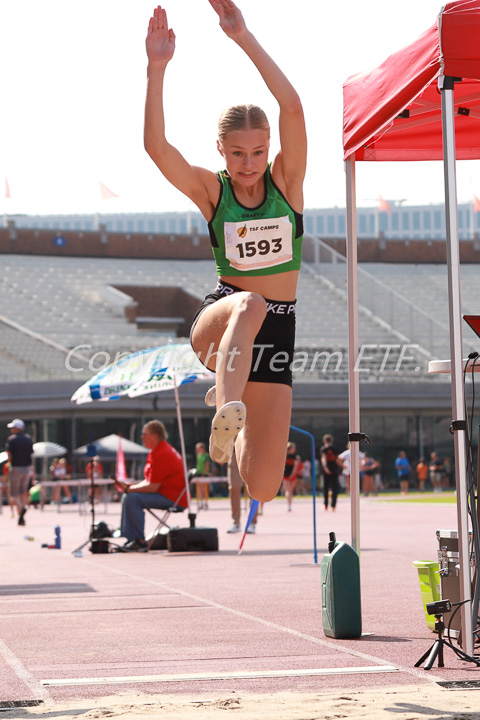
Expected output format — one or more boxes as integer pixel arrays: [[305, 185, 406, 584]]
[[72, 462, 110, 555], [415, 614, 465, 670]]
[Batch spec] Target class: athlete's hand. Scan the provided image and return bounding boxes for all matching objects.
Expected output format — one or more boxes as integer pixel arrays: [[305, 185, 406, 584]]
[[208, 0, 247, 41], [146, 6, 176, 66]]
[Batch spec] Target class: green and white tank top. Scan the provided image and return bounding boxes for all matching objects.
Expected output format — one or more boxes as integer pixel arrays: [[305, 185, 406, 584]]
[[208, 163, 303, 277]]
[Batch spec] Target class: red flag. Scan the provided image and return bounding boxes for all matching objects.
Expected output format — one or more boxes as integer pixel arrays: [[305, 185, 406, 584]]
[[5, 177, 11, 199], [99, 181, 119, 200], [474, 195, 480, 213], [378, 194, 391, 215], [115, 435, 127, 491]]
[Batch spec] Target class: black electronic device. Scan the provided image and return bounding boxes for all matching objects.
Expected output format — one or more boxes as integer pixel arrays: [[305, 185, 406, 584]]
[[89, 539, 110, 554], [426, 599, 452, 616], [414, 597, 472, 671], [166, 513, 218, 552]]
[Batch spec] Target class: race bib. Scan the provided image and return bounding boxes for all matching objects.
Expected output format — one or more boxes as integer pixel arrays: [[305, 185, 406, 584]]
[[224, 215, 293, 271]]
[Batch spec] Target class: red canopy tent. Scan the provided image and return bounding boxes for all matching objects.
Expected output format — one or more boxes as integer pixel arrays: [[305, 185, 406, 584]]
[[344, 1, 480, 161], [343, 0, 480, 656]]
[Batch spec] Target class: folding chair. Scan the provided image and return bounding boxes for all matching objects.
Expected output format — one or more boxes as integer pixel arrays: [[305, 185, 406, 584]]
[[145, 488, 187, 550]]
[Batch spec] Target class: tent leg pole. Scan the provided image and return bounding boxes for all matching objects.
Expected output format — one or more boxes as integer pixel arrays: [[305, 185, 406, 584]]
[[346, 157, 361, 557], [440, 77, 473, 656]]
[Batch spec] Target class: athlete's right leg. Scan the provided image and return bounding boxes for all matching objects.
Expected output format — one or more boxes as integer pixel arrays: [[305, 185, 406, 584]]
[[191, 291, 267, 408], [192, 291, 267, 464]]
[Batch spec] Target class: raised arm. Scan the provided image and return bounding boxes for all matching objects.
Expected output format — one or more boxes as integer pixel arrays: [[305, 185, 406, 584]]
[[208, 0, 307, 209], [144, 6, 218, 219]]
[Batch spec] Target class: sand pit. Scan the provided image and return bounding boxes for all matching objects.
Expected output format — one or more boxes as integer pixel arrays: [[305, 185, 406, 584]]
[[3, 685, 480, 720]]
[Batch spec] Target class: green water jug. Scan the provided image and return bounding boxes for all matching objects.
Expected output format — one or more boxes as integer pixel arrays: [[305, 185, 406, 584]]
[[321, 532, 362, 639]]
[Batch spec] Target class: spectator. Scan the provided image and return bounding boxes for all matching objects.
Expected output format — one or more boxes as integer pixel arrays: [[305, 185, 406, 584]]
[[338, 442, 365, 496], [416, 457, 429, 492], [320, 434, 343, 511], [226, 448, 258, 534], [297, 457, 311, 496], [193, 442, 210, 510], [395, 450, 411, 495], [86, 456, 104, 502], [29, 478, 44, 509], [374, 461, 383, 495], [50, 457, 72, 504], [5, 419, 33, 526], [116, 420, 187, 552], [443, 456, 453, 489], [361, 453, 380, 496], [283, 442, 301, 512], [429, 452, 444, 493], [2, 460, 16, 519]]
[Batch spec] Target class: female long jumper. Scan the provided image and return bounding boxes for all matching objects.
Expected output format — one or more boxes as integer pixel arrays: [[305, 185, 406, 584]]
[[144, 0, 307, 503]]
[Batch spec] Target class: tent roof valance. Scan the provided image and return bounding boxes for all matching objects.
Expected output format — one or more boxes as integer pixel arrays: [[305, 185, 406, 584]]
[[343, 0, 480, 161]]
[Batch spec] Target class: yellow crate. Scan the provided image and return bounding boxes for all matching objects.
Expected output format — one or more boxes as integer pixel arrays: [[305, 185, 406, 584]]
[[412, 561, 441, 631]]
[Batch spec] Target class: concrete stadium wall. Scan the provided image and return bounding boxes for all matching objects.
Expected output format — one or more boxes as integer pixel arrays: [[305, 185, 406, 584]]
[[0, 226, 211, 260], [3, 225, 480, 263]]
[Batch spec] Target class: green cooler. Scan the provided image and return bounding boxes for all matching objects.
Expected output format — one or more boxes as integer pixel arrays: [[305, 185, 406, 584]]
[[321, 534, 362, 639]]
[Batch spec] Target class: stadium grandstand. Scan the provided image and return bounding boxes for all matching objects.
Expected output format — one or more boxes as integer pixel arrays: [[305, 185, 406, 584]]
[[1, 212, 479, 484], [12, 200, 480, 241]]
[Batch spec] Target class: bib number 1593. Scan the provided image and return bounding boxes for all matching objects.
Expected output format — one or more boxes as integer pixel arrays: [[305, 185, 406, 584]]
[[225, 215, 293, 271], [235, 238, 282, 258]]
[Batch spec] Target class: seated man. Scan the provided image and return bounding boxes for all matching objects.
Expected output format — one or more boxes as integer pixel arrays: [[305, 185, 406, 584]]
[[116, 420, 187, 551]]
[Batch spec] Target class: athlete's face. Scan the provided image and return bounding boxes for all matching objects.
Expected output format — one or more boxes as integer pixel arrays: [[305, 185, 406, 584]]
[[217, 128, 270, 186]]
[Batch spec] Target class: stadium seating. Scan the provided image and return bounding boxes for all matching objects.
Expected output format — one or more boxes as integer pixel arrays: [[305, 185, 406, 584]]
[[1, 253, 470, 384]]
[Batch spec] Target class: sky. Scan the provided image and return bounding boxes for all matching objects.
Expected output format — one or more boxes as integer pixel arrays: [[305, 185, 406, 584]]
[[1, 0, 479, 217]]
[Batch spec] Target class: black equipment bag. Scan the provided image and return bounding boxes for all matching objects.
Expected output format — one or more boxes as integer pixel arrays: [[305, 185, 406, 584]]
[[146, 528, 169, 550], [167, 526, 219, 552]]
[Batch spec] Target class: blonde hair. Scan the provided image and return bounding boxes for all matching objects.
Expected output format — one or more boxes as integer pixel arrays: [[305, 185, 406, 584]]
[[218, 104, 270, 143], [144, 420, 167, 441]]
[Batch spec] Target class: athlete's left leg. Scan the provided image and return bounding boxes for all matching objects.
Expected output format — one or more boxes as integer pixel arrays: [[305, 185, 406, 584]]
[[234, 382, 292, 503]]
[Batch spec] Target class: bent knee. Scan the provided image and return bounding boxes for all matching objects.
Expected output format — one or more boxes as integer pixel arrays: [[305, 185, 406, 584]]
[[245, 486, 278, 504], [233, 292, 267, 326], [244, 476, 281, 504]]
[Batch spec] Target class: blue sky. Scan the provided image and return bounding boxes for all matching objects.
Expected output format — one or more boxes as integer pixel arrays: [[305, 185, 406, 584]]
[[1, 0, 477, 216]]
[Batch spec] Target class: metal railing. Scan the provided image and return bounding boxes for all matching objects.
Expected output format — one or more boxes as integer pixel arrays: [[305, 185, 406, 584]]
[[303, 235, 451, 358]]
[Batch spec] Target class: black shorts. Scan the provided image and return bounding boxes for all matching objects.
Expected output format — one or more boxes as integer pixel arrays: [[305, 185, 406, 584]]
[[190, 280, 296, 387]]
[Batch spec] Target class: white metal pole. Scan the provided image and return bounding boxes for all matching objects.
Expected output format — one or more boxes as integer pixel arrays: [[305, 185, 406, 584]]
[[346, 157, 361, 555], [440, 76, 473, 656], [173, 378, 193, 513]]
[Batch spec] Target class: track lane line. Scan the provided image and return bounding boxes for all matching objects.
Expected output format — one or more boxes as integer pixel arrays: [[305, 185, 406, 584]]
[[0, 639, 50, 701], [70, 559, 443, 684]]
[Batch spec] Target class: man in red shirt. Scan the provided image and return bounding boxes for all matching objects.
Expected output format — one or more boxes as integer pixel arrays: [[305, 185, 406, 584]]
[[116, 420, 187, 551]]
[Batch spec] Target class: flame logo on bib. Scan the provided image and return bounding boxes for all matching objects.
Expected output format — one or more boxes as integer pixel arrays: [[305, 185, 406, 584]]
[[237, 224, 248, 239]]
